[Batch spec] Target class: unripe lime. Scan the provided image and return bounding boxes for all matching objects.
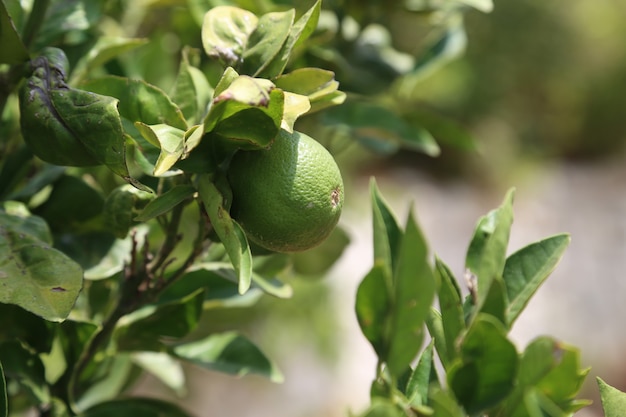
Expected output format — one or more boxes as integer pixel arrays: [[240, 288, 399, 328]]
[[227, 130, 344, 253]]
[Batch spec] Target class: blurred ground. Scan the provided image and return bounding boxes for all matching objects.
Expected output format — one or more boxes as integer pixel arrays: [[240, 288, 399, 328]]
[[133, 154, 625, 417]]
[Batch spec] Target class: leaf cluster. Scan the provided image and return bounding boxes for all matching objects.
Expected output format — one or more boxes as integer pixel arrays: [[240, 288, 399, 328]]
[[355, 181, 597, 417]]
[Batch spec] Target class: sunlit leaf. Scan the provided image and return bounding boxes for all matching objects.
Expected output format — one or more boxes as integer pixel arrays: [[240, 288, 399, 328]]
[[171, 47, 213, 125], [197, 175, 252, 294], [135, 123, 186, 176], [132, 352, 186, 397], [201, 6, 258, 68], [241, 10, 294, 77], [598, 378, 626, 417], [274, 68, 345, 114]]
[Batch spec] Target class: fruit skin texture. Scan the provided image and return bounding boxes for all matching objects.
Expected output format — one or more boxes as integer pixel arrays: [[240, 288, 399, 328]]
[[227, 129, 344, 253]]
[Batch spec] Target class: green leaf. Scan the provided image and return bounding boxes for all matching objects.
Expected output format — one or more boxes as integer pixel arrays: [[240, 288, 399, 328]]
[[0, 340, 49, 405], [504, 234, 570, 326], [70, 37, 148, 84], [135, 123, 186, 176], [82, 76, 187, 130], [0, 206, 82, 322], [197, 175, 252, 294], [357, 399, 404, 417], [411, 18, 467, 82], [241, 9, 294, 77], [0, 302, 53, 353], [411, 108, 476, 151], [74, 354, 134, 412], [131, 352, 186, 397], [0, 0, 28, 64], [465, 188, 515, 321], [171, 47, 213, 125], [369, 178, 402, 274], [81, 397, 193, 417], [20, 48, 130, 178], [33, 0, 101, 49], [103, 184, 154, 239], [203, 75, 284, 150], [598, 378, 626, 417], [428, 387, 465, 417], [535, 342, 589, 407], [448, 314, 518, 414], [434, 258, 465, 368], [171, 331, 283, 383], [405, 340, 435, 408], [114, 290, 205, 352], [202, 6, 258, 68], [134, 185, 195, 222], [355, 263, 391, 359], [33, 174, 104, 232], [324, 100, 440, 156], [495, 336, 588, 416], [387, 210, 436, 377], [281, 92, 310, 132], [0, 360, 6, 417], [274, 67, 345, 114]]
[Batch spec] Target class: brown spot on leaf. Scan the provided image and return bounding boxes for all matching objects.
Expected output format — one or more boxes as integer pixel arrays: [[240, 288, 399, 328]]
[[51, 287, 67, 292]]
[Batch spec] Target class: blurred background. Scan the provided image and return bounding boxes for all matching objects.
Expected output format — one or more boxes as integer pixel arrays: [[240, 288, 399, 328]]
[[126, 0, 626, 416]]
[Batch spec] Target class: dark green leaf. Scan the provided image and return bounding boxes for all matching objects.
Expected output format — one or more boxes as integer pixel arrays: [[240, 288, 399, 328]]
[[465, 188, 514, 321], [598, 378, 626, 417], [81, 397, 193, 417], [114, 290, 205, 352], [411, 108, 476, 151], [0, 206, 83, 322], [355, 263, 391, 359], [201, 6, 258, 68], [20, 48, 130, 178], [0, 303, 53, 353], [0, 0, 28, 64], [387, 210, 436, 377], [0, 360, 6, 417], [197, 174, 252, 294], [504, 234, 570, 326], [0, 340, 49, 404], [134, 185, 195, 222], [33, 175, 104, 232], [172, 331, 283, 382], [370, 178, 402, 274], [241, 9, 294, 77], [434, 258, 465, 368], [411, 19, 467, 82], [448, 314, 518, 414], [82, 76, 187, 130]]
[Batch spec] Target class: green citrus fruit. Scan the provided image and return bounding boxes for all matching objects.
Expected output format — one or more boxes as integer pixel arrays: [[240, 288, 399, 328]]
[[227, 129, 344, 253]]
